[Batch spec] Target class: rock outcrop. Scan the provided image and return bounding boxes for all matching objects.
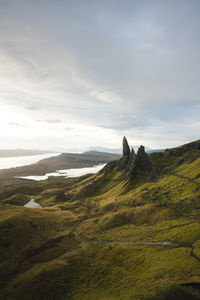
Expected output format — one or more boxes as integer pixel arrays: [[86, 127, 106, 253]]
[[100, 136, 153, 180], [135, 145, 152, 172], [119, 137, 152, 179]]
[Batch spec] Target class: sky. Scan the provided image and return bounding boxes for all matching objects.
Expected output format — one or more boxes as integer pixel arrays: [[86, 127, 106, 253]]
[[0, 0, 200, 151]]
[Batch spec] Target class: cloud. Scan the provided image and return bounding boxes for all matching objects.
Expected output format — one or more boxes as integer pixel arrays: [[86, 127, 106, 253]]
[[8, 122, 24, 127], [90, 91, 122, 103], [0, 0, 199, 149], [36, 119, 61, 123], [26, 105, 40, 110], [64, 127, 73, 131]]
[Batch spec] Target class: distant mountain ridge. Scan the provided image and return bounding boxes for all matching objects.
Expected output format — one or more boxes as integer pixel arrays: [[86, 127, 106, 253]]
[[83, 150, 121, 157], [88, 145, 164, 154], [0, 147, 163, 158]]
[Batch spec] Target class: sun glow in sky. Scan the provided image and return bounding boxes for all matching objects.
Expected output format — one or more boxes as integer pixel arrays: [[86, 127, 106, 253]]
[[0, 0, 200, 151]]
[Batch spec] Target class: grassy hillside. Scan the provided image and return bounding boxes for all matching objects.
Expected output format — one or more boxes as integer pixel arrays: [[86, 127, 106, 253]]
[[0, 139, 200, 299]]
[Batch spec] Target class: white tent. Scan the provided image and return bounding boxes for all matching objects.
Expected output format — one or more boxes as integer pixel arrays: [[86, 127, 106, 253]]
[[24, 198, 42, 208]]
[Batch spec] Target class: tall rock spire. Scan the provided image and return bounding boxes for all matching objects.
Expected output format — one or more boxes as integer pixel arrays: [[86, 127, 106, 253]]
[[118, 136, 130, 170], [123, 136, 130, 157]]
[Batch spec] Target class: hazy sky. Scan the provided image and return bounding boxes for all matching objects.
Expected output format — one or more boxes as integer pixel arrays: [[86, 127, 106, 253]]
[[0, 0, 200, 151]]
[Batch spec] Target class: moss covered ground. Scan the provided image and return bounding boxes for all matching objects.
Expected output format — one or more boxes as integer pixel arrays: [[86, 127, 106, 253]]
[[0, 140, 200, 299]]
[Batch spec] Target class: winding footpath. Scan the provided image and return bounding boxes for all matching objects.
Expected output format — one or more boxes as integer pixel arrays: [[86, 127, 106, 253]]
[[72, 231, 174, 247], [72, 231, 200, 264]]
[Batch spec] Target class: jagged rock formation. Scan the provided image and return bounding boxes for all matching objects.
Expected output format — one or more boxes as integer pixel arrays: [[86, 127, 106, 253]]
[[103, 136, 152, 180], [120, 137, 152, 179], [100, 137, 153, 180]]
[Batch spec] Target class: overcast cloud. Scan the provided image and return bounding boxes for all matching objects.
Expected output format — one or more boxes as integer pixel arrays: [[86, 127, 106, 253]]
[[0, 0, 199, 151]]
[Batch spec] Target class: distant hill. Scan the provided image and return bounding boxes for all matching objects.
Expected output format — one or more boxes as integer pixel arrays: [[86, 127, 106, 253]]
[[83, 150, 121, 157], [0, 149, 52, 158], [147, 148, 165, 154], [0, 150, 120, 187]]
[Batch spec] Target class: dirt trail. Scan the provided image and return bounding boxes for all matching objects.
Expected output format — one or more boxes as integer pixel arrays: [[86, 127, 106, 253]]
[[72, 232, 200, 264], [85, 240, 173, 246], [72, 232, 174, 247]]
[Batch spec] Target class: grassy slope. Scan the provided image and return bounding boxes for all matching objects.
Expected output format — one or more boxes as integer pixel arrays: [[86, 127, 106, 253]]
[[0, 140, 200, 299]]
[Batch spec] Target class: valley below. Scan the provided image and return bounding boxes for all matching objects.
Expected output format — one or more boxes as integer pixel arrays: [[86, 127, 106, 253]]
[[0, 151, 119, 187]]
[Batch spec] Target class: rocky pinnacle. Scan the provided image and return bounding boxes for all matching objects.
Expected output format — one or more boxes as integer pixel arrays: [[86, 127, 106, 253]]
[[123, 136, 130, 157]]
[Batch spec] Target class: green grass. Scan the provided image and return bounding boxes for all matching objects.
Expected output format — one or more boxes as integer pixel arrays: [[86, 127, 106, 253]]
[[60, 243, 200, 300], [0, 141, 200, 299]]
